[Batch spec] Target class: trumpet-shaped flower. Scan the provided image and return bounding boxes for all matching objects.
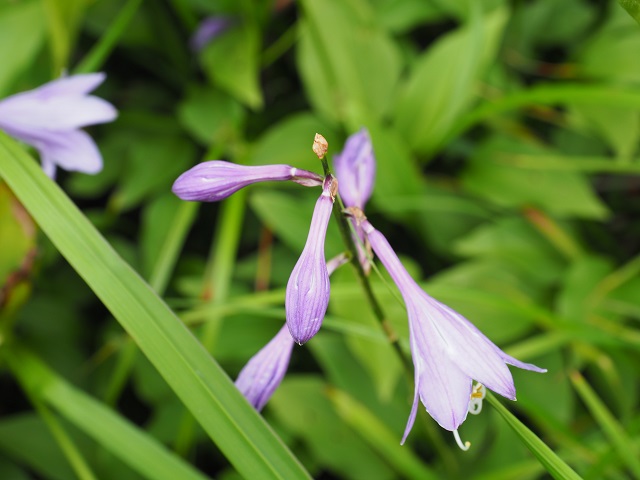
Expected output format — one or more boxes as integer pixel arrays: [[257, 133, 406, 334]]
[[0, 73, 117, 178], [172, 161, 324, 202], [334, 129, 376, 274], [361, 219, 546, 445], [235, 253, 348, 410], [285, 175, 337, 344]]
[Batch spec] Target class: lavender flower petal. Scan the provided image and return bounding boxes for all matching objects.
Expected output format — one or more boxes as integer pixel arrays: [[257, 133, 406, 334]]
[[172, 161, 323, 202], [0, 73, 117, 178], [191, 16, 231, 51], [285, 176, 336, 344], [235, 326, 294, 411], [333, 128, 375, 209], [362, 219, 546, 438]]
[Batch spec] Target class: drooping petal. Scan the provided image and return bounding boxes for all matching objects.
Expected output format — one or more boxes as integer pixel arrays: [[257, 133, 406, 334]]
[[285, 176, 335, 344], [235, 326, 294, 411], [420, 295, 517, 400], [38, 129, 103, 175], [172, 161, 323, 202], [333, 128, 375, 209], [409, 306, 473, 431]]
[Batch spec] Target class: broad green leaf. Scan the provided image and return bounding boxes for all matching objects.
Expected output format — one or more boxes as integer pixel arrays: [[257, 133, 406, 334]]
[[454, 217, 565, 288], [570, 371, 640, 478], [394, 7, 508, 156], [42, 0, 87, 72], [449, 84, 640, 144], [270, 376, 395, 480], [569, 105, 639, 160], [200, 23, 263, 109], [177, 85, 245, 146], [0, 132, 309, 480], [373, 0, 444, 33], [619, 0, 640, 24], [579, 5, 640, 82], [557, 255, 612, 323], [0, 0, 46, 95], [8, 348, 209, 480], [0, 414, 76, 480], [297, 0, 402, 126], [328, 388, 439, 480], [461, 138, 609, 219], [487, 394, 583, 480]]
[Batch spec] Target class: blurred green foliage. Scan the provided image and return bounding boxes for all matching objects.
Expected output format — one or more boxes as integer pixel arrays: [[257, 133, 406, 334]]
[[1, 0, 640, 478]]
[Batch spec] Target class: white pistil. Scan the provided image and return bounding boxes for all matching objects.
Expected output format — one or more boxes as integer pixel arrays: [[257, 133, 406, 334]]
[[453, 430, 470, 451]]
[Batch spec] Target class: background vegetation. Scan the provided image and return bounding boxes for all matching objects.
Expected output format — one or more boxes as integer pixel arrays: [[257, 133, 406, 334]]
[[1, 0, 640, 478]]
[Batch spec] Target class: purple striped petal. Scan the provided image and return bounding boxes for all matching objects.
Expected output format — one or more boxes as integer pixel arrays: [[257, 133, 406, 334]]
[[235, 326, 294, 411], [285, 175, 336, 344]]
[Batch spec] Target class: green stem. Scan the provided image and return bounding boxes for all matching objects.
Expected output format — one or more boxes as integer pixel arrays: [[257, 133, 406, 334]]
[[262, 23, 298, 67], [319, 154, 410, 370], [73, 0, 144, 74]]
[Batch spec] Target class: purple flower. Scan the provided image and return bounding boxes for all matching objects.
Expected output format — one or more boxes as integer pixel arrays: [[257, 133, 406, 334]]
[[0, 73, 117, 178], [172, 161, 324, 202], [285, 175, 337, 344], [361, 219, 546, 445], [235, 253, 348, 410], [333, 129, 376, 274], [190, 16, 232, 51], [235, 325, 294, 411], [333, 128, 375, 210]]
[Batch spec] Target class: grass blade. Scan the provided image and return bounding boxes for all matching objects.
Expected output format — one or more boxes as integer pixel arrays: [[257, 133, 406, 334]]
[[486, 393, 582, 480], [0, 132, 309, 479]]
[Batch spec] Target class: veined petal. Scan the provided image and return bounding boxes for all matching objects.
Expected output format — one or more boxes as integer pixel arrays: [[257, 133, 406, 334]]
[[235, 326, 294, 411], [172, 161, 322, 202], [285, 176, 335, 344], [333, 128, 375, 209], [410, 306, 473, 431], [419, 295, 517, 400]]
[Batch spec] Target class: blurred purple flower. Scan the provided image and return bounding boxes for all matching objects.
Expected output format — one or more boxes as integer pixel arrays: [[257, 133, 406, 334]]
[[334, 128, 375, 274], [285, 175, 337, 344], [172, 161, 324, 202], [235, 325, 294, 411], [235, 253, 348, 410], [0, 73, 117, 178], [362, 219, 546, 446], [191, 16, 232, 51]]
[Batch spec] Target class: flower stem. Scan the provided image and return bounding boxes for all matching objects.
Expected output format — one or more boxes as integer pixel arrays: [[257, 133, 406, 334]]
[[319, 153, 409, 369]]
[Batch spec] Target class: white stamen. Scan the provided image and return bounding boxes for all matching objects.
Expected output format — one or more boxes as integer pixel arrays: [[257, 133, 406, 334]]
[[453, 430, 470, 451]]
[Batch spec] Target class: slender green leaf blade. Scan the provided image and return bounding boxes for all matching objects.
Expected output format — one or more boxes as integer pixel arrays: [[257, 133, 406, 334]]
[[570, 371, 640, 478], [487, 394, 582, 480], [0, 132, 309, 480]]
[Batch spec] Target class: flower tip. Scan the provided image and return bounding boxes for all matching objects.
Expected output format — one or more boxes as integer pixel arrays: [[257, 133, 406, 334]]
[[313, 133, 328, 159]]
